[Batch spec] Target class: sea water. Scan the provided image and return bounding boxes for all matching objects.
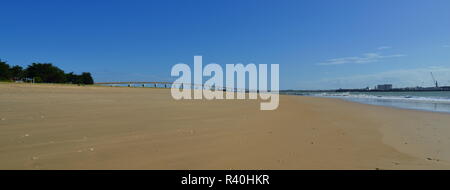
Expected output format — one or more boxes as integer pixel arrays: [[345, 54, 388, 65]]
[[290, 91, 450, 114]]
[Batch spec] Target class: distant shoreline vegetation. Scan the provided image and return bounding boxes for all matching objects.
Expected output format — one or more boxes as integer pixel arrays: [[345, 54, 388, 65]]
[[0, 59, 93, 85]]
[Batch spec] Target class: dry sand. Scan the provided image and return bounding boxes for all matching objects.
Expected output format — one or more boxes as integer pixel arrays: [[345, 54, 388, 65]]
[[1, 83, 450, 169]]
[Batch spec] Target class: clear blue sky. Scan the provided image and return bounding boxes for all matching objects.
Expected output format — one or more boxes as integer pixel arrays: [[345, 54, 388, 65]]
[[1, 0, 450, 89]]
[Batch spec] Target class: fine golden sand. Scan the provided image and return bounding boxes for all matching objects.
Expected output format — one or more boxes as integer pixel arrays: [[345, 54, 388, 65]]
[[1, 83, 450, 169]]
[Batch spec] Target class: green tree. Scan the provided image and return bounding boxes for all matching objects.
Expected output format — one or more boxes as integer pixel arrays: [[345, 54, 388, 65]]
[[9, 65, 24, 81], [80, 72, 94, 84], [65, 72, 75, 84], [34, 76, 43, 83], [65, 72, 81, 84], [25, 63, 66, 83], [1, 59, 94, 84], [0, 59, 11, 81], [64, 72, 94, 84]]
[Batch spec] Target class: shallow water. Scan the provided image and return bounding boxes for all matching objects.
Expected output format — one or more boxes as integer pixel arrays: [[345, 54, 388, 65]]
[[292, 91, 450, 114]]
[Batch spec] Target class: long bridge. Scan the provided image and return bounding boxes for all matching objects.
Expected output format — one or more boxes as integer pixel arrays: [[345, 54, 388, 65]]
[[95, 81, 175, 88], [95, 81, 173, 85], [95, 81, 218, 89], [94, 81, 261, 92]]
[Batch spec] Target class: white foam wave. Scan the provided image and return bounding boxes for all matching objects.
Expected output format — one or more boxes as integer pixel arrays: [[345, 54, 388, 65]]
[[311, 93, 450, 104]]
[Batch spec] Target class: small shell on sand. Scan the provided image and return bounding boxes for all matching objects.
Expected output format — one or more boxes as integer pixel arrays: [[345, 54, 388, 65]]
[[1, 118, 5, 121], [89, 148, 95, 152]]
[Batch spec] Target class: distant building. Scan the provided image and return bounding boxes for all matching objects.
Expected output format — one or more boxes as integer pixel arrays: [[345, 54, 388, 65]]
[[376, 84, 393, 91]]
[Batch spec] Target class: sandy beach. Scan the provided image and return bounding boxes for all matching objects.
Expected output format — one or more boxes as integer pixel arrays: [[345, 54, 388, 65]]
[[1, 83, 450, 170]]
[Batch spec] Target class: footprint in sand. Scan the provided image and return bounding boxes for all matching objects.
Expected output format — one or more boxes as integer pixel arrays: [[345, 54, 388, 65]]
[[426, 157, 440, 162], [177, 129, 196, 135]]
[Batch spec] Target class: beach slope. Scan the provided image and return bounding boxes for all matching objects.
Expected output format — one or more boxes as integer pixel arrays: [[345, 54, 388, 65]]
[[1, 83, 450, 169]]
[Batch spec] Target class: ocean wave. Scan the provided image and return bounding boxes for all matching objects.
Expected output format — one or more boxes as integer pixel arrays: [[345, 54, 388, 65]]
[[311, 93, 450, 104]]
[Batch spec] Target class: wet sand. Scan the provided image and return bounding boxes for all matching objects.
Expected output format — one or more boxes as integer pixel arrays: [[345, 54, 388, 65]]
[[1, 83, 450, 169]]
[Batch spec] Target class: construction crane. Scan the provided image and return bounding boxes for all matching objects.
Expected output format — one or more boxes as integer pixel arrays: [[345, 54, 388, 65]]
[[430, 72, 439, 88]]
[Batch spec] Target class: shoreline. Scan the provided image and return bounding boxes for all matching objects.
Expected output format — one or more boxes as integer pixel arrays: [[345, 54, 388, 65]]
[[1, 83, 450, 169], [289, 91, 450, 114], [308, 95, 450, 115]]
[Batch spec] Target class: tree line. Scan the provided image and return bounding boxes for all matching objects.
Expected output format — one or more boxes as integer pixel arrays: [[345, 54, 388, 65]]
[[0, 59, 94, 84]]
